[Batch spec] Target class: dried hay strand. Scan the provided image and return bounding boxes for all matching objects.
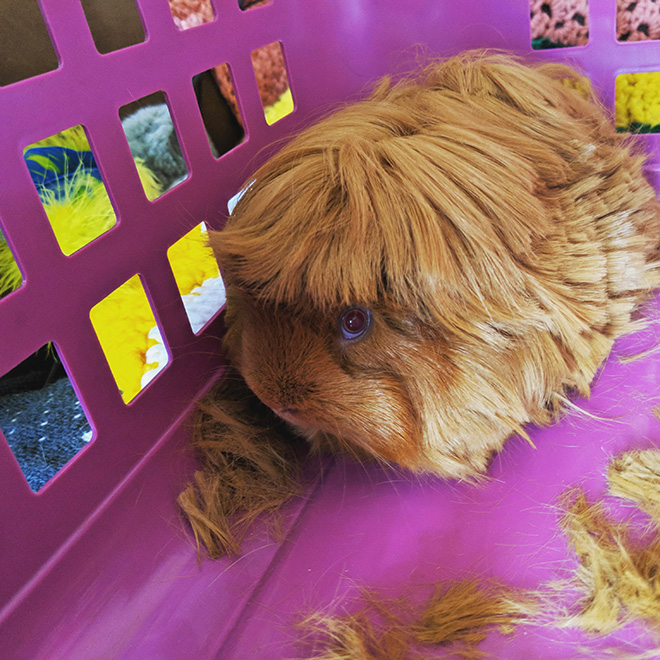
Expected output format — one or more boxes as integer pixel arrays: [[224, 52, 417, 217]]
[[177, 371, 305, 558]]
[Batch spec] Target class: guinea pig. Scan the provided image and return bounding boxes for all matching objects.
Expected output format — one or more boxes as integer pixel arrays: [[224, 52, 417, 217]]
[[208, 49, 660, 480]]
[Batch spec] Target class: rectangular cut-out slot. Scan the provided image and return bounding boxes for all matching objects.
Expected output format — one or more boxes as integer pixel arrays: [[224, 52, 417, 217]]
[[0, 0, 59, 86], [530, 0, 589, 49], [618, 0, 660, 41], [0, 219, 24, 300], [90, 275, 170, 404], [79, 0, 146, 53], [239, 0, 272, 10], [251, 41, 294, 125], [0, 344, 94, 492], [168, 0, 215, 30], [615, 72, 660, 133], [194, 66, 245, 158], [24, 125, 118, 256], [120, 91, 188, 199], [167, 223, 225, 334]]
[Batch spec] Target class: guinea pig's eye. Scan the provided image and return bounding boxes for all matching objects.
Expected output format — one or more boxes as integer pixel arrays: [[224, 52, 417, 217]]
[[339, 306, 372, 341]]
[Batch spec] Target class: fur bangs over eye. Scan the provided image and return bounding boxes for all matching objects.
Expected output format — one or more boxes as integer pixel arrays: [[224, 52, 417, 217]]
[[209, 50, 642, 329]]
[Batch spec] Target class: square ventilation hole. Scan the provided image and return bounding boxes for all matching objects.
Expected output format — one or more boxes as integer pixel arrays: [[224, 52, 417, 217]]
[[616, 71, 660, 133], [618, 1, 660, 42], [24, 125, 118, 256], [168, 0, 215, 30], [90, 274, 170, 404], [79, 0, 145, 53], [167, 222, 225, 334], [194, 65, 245, 158], [0, 344, 94, 492], [251, 41, 294, 125], [239, 0, 272, 10], [120, 91, 188, 199], [530, 0, 589, 49], [0, 0, 59, 86]]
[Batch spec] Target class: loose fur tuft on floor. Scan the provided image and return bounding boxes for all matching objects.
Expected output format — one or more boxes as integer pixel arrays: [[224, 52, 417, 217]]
[[608, 449, 660, 515], [293, 580, 536, 660], [558, 488, 660, 634], [412, 579, 536, 653], [556, 449, 660, 636], [295, 609, 410, 660], [177, 371, 305, 557]]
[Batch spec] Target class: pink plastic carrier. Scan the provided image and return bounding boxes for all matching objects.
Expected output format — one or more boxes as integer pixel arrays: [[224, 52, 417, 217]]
[[2, 1, 660, 658]]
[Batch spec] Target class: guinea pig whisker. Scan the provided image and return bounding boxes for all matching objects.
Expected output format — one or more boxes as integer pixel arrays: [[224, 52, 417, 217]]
[[553, 394, 625, 424]]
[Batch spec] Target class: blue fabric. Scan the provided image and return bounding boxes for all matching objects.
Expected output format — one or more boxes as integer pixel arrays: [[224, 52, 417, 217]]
[[24, 147, 101, 201], [0, 377, 92, 492]]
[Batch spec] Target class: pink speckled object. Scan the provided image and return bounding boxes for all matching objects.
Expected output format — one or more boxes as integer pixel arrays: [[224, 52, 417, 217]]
[[530, 0, 589, 46], [168, 0, 214, 30], [617, 0, 660, 42], [531, 0, 660, 47], [216, 40, 288, 125]]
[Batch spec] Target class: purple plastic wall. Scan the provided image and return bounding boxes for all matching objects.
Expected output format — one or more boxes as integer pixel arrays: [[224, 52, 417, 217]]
[[1, 0, 660, 658]]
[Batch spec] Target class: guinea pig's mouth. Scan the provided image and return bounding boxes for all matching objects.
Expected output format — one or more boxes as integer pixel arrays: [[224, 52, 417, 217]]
[[270, 406, 318, 431], [270, 401, 415, 467], [272, 407, 300, 424]]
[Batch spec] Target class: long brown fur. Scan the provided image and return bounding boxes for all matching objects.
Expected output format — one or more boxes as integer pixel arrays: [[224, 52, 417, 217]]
[[177, 371, 304, 557], [182, 49, 660, 555], [293, 579, 536, 660]]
